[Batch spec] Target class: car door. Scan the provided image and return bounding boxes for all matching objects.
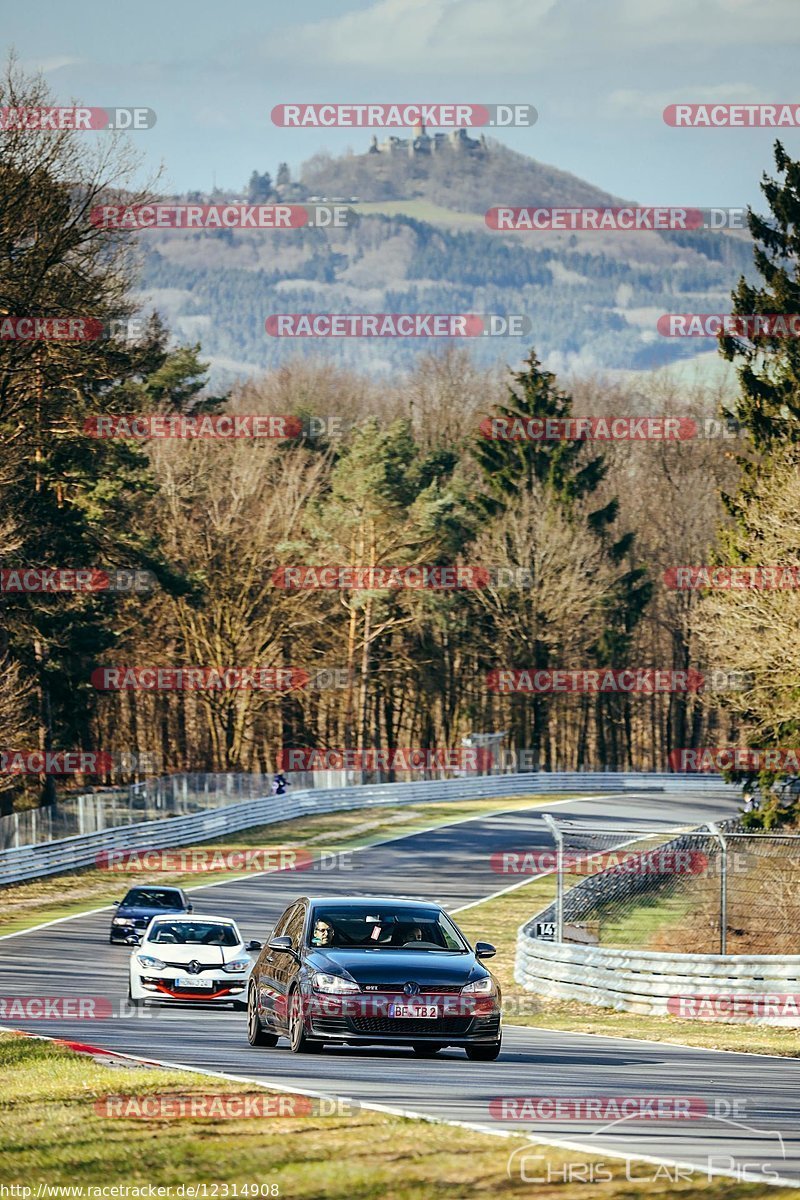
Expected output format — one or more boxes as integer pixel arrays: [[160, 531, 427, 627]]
[[270, 902, 307, 1033], [256, 903, 298, 1032]]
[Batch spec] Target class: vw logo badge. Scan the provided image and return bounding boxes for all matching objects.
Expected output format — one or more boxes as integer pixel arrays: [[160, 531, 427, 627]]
[[187, 960, 201, 975], [403, 981, 420, 996]]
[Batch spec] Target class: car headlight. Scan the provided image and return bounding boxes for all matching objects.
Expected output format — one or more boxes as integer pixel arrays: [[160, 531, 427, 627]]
[[112, 918, 134, 925], [136, 954, 166, 970], [222, 957, 252, 974], [462, 977, 495, 995], [312, 972, 360, 994]]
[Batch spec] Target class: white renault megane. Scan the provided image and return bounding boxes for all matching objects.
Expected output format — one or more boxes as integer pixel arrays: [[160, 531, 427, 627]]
[[128, 915, 261, 1008]]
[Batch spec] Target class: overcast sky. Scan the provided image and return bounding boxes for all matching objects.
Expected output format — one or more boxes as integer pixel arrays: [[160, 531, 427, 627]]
[[5, 0, 800, 207]]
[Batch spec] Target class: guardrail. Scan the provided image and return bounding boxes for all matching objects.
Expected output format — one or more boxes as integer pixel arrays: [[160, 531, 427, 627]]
[[514, 938, 800, 1024], [0, 772, 738, 888]]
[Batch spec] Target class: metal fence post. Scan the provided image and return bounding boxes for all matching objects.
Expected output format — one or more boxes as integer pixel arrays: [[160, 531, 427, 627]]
[[542, 812, 564, 942], [708, 822, 727, 955]]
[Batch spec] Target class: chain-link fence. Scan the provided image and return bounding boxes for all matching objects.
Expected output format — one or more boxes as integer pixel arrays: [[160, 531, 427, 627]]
[[0, 773, 276, 849], [531, 815, 800, 956]]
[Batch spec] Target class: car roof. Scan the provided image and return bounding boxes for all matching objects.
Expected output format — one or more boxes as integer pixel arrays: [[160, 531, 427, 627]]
[[304, 896, 441, 908], [123, 884, 184, 894], [147, 914, 237, 924]]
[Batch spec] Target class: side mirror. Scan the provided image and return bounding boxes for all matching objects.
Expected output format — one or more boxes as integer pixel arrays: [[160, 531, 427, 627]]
[[246, 940, 262, 952], [186, 903, 193, 913], [475, 941, 496, 960], [125, 933, 142, 946], [112, 900, 120, 906], [268, 935, 295, 955]]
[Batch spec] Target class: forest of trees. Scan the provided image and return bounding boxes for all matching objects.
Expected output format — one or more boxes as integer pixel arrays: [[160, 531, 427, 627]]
[[2, 60, 799, 812]]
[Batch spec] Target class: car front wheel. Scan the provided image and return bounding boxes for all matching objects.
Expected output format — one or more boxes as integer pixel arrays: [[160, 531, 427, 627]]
[[289, 988, 323, 1054], [466, 1040, 501, 1061], [247, 984, 279, 1047], [412, 1044, 444, 1056]]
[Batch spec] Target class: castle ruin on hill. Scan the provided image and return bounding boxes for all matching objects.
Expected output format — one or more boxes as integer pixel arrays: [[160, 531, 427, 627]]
[[368, 121, 487, 158]]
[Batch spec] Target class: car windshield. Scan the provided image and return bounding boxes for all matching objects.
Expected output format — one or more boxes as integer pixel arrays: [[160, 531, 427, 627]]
[[148, 921, 239, 946], [122, 888, 183, 909], [308, 907, 467, 951]]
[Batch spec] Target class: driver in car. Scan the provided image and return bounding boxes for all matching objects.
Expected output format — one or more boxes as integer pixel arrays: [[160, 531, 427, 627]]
[[311, 918, 335, 947]]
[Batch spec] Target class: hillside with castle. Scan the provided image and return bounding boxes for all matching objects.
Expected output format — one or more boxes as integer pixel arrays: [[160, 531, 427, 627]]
[[367, 122, 487, 158], [289, 128, 624, 213]]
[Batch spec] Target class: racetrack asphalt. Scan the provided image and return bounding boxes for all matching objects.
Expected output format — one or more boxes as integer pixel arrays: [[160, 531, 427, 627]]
[[2, 790, 799, 1189]]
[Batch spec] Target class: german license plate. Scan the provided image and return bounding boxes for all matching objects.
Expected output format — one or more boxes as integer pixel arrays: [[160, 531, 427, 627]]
[[175, 977, 213, 989], [389, 1003, 439, 1019]]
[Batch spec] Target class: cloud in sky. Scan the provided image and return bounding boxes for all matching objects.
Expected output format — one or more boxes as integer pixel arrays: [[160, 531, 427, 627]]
[[20, 55, 84, 75], [608, 83, 769, 119], [256, 0, 800, 74]]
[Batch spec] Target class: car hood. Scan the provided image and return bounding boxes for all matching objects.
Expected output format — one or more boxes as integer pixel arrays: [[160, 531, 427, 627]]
[[137, 943, 246, 965], [308, 948, 482, 987]]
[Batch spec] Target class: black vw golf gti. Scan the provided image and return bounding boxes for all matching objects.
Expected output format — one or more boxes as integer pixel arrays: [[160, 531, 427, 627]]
[[246, 895, 502, 1059]]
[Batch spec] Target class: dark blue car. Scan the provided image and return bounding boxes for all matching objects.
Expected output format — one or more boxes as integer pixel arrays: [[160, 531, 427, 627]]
[[247, 895, 502, 1059], [109, 884, 192, 943]]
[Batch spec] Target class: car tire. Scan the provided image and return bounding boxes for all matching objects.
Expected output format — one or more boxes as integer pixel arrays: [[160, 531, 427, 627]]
[[466, 1040, 502, 1061], [412, 1044, 444, 1056], [247, 984, 279, 1047], [289, 987, 323, 1054]]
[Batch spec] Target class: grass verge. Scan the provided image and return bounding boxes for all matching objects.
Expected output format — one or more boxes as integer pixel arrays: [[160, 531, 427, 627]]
[[0, 1033, 787, 1198], [0, 794, 562, 938]]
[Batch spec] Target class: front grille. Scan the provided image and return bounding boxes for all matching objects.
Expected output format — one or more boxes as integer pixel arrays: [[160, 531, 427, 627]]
[[470, 1014, 501, 1035], [362, 985, 462, 995], [351, 1016, 472, 1036], [310, 1017, 350, 1036], [161, 961, 221, 972]]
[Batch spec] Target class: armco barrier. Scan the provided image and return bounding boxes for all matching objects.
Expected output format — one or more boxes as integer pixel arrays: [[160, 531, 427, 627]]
[[514, 937, 800, 1025], [0, 772, 737, 887]]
